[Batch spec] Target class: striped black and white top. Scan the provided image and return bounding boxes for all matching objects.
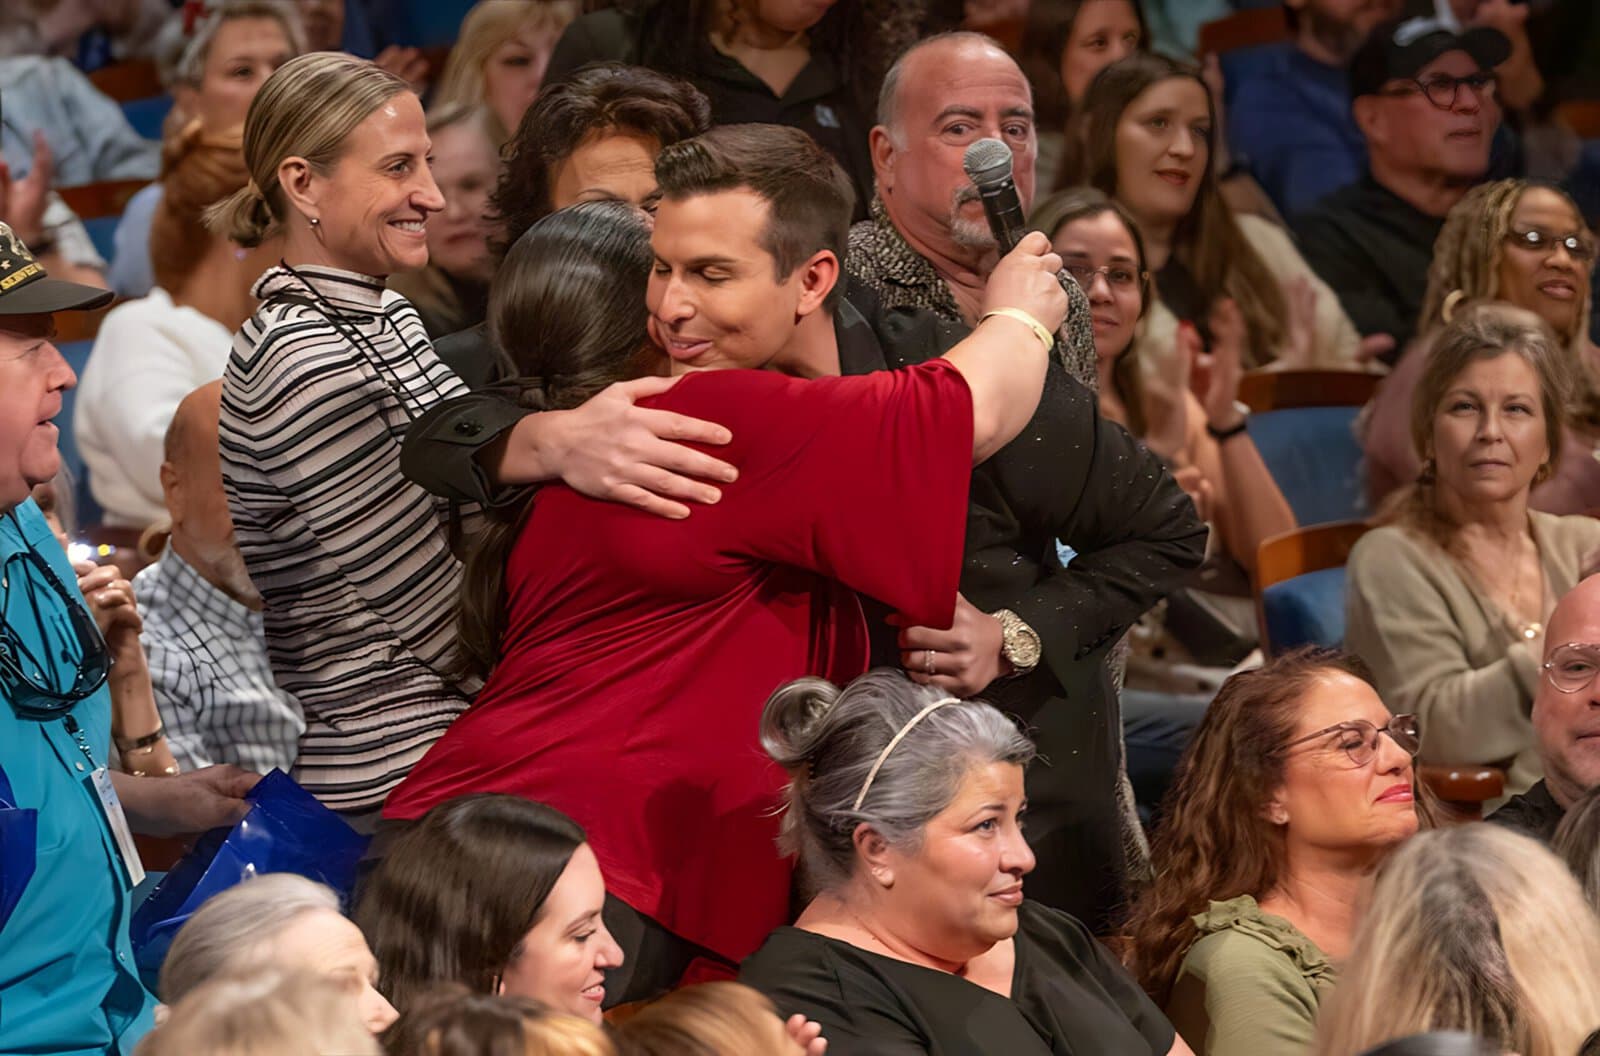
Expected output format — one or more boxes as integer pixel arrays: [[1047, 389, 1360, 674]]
[[219, 264, 479, 813]]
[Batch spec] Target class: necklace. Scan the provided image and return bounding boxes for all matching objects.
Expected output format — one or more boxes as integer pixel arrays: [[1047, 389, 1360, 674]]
[[1466, 528, 1543, 641]]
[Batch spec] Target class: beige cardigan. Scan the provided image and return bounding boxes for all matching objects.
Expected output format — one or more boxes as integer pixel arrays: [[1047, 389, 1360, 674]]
[[1136, 214, 1363, 381], [1345, 511, 1600, 795]]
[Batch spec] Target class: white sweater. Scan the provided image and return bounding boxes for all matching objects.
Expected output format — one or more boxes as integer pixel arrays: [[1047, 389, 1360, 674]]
[[76, 287, 233, 527]]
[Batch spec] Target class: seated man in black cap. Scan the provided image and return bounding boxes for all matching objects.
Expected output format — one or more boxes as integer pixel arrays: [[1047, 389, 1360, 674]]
[[0, 221, 258, 1054], [1292, 12, 1510, 358]]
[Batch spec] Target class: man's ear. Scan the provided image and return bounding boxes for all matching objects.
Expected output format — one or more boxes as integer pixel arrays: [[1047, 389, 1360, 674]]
[[159, 461, 184, 525], [794, 250, 840, 319], [1352, 96, 1382, 145], [275, 156, 321, 225], [870, 126, 897, 193]]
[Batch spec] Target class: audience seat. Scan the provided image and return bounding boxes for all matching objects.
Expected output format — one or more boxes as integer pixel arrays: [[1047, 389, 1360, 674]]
[[395, 0, 479, 47], [60, 178, 150, 266], [1197, 7, 1290, 57], [87, 60, 163, 102], [1239, 369, 1381, 527], [121, 95, 174, 141]]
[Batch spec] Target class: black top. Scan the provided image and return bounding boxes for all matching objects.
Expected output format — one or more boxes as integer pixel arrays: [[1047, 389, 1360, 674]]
[[740, 901, 1176, 1056], [1485, 778, 1565, 844], [1291, 172, 1446, 358], [545, 7, 874, 221]]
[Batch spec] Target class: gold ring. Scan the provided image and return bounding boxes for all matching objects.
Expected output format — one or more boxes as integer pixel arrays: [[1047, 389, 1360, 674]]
[[924, 649, 935, 675]]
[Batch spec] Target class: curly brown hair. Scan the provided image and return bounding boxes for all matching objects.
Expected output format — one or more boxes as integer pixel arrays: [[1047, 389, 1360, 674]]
[[489, 63, 710, 255], [1125, 648, 1436, 1005]]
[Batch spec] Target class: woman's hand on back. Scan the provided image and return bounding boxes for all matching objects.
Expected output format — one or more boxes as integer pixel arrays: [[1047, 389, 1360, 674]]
[[522, 376, 739, 520]]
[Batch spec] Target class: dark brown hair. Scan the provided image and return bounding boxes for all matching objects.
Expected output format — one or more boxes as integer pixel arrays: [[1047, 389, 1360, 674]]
[[1029, 185, 1151, 435], [355, 795, 588, 1011], [654, 124, 856, 310], [1019, 0, 1148, 130], [1074, 52, 1288, 366], [453, 201, 654, 679], [383, 984, 614, 1056], [491, 63, 711, 253], [1125, 648, 1436, 1005]]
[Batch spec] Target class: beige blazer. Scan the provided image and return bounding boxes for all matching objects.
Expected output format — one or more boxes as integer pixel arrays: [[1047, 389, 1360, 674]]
[[1345, 510, 1600, 796]]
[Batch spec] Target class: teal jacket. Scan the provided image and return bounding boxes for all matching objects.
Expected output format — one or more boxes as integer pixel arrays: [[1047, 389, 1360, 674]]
[[0, 500, 155, 1054]]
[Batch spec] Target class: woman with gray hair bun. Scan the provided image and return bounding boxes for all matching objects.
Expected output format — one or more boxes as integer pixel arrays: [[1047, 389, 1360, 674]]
[[741, 669, 1191, 1056]]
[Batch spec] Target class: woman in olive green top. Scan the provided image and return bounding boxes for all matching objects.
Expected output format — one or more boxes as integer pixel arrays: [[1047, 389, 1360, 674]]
[[1125, 649, 1430, 1055]]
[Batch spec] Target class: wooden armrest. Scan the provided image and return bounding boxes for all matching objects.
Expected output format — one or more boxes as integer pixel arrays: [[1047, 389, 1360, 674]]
[[134, 833, 193, 873], [1420, 764, 1506, 803]]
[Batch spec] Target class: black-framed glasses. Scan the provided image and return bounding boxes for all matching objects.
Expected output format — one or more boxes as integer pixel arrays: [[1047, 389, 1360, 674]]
[[1379, 72, 1496, 110], [0, 546, 110, 721], [1280, 714, 1421, 768], [1542, 642, 1600, 694], [1064, 263, 1146, 292], [1504, 227, 1597, 263]]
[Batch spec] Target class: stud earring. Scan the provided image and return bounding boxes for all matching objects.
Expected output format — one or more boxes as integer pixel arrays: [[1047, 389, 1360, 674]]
[[308, 217, 320, 227]]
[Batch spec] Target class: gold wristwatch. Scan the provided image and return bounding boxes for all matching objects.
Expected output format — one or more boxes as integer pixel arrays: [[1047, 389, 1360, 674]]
[[992, 609, 1042, 676]]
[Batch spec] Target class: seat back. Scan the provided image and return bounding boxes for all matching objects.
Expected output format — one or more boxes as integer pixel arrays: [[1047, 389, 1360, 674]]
[[1197, 7, 1290, 56], [1254, 520, 1371, 655], [1239, 370, 1383, 527]]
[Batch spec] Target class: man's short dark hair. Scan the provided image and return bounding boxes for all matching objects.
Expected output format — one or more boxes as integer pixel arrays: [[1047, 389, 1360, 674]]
[[654, 124, 855, 309]]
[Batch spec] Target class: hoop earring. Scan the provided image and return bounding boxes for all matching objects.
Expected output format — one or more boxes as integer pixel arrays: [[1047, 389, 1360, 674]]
[[1418, 458, 1437, 485], [1535, 461, 1554, 485]]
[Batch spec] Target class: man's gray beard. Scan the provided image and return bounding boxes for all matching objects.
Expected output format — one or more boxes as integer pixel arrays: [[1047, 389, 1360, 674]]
[[949, 186, 997, 251]]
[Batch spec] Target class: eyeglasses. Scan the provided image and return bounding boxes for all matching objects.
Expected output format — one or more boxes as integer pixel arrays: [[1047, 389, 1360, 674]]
[[1378, 72, 1496, 110], [1504, 227, 1597, 263], [0, 546, 110, 721], [1280, 714, 1421, 768], [1064, 263, 1146, 291], [1542, 642, 1600, 694]]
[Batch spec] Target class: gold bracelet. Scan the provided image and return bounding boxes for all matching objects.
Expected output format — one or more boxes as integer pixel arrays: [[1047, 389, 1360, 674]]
[[979, 308, 1055, 353], [124, 764, 180, 778], [114, 725, 166, 753]]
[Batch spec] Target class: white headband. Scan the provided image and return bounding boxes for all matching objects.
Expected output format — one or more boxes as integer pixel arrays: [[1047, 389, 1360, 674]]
[[852, 698, 960, 812]]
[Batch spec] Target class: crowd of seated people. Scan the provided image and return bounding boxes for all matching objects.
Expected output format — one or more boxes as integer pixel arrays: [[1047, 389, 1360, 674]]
[[8, 0, 1600, 1054]]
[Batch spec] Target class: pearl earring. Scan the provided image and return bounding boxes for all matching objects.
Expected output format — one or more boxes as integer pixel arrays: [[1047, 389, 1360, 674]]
[[308, 217, 320, 227]]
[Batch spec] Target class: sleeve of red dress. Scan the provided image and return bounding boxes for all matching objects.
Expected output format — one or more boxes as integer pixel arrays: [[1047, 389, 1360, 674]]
[[685, 359, 974, 631]]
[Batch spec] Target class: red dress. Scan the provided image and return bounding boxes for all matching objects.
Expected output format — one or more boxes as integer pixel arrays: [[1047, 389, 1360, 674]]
[[383, 361, 974, 961]]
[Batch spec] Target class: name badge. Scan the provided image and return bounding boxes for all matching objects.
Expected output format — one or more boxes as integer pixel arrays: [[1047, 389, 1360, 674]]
[[89, 767, 145, 887]]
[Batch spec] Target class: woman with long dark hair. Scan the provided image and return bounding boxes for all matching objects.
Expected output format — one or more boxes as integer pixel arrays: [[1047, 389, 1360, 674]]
[[1075, 52, 1363, 374]]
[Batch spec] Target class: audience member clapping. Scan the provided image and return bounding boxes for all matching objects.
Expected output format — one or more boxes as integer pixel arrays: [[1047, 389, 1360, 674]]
[[388, 105, 499, 339], [382, 985, 614, 1056], [1312, 825, 1600, 1056], [1018, 0, 1146, 190], [81, 126, 277, 529], [1488, 572, 1600, 841], [433, 0, 580, 147], [136, 968, 381, 1056], [357, 795, 624, 1019], [1365, 180, 1600, 513], [0, 132, 110, 286], [613, 982, 822, 1056], [741, 670, 1188, 1056], [109, 0, 304, 298], [135, 381, 304, 775], [1126, 649, 1425, 1055], [1033, 186, 1294, 578], [1294, 16, 1507, 355], [0, 55, 160, 186], [1347, 303, 1600, 796], [161, 872, 396, 1033], [1074, 52, 1366, 374]]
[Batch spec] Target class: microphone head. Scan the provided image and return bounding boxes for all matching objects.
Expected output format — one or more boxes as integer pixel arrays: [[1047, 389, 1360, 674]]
[[963, 138, 1014, 187]]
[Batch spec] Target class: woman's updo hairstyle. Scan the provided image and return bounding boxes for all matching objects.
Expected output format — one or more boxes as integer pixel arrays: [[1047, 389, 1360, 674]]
[[760, 668, 1035, 892], [151, 121, 249, 293], [205, 52, 409, 246]]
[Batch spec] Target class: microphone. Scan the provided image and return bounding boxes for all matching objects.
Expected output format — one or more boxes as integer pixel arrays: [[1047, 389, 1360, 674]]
[[962, 138, 1027, 254]]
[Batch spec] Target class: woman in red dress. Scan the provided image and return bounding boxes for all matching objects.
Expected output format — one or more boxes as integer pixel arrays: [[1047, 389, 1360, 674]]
[[382, 129, 1067, 998]]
